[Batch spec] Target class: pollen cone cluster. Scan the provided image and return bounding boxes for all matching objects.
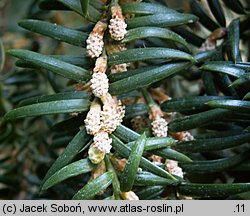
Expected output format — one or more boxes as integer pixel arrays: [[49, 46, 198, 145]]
[[100, 96, 125, 134], [86, 95, 125, 164], [148, 101, 184, 178], [151, 117, 168, 138], [92, 130, 112, 153], [149, 105, 169, 138], [86, 5, 127, 59], [86, 21, 107, 58], [109, 5, 127, 41], [90, 72, 109, 98], [109, 16, 127, 41], [84, 3, 128, 164], [165, 159, 184, 178], [84, 101, 101, 135], [85, 54, 125, 164]]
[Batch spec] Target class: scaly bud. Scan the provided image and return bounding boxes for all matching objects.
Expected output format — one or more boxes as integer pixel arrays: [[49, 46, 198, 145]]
[[88, 144, 106, 164]]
